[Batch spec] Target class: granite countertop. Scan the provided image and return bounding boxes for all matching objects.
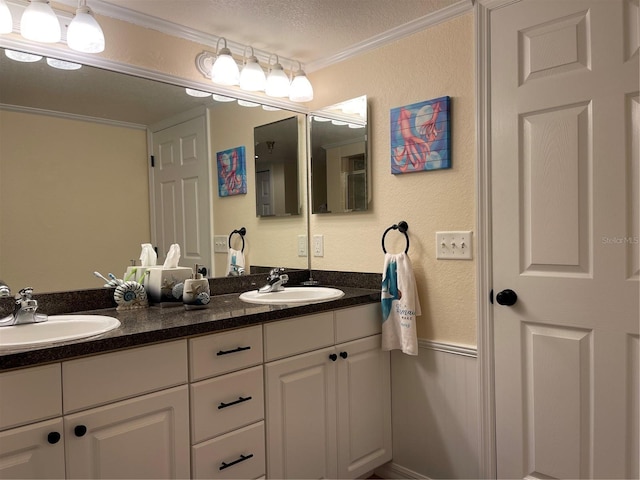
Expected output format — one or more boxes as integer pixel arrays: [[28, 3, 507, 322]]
[[0, 284, 380, 371]]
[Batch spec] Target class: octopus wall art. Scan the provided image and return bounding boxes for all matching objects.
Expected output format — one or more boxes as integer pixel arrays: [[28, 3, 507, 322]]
[[390, 96, 451, 174], [217, 146, 247, 197]]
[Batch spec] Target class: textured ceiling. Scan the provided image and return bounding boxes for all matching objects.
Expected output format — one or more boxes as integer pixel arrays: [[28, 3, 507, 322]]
[[90, 0, 460, 66]]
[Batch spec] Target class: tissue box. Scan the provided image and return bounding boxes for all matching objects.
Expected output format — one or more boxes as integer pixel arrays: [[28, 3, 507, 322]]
[[143, 267, 193, 304]]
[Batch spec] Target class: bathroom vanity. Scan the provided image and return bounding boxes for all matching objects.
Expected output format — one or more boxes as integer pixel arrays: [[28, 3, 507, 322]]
[[0, 286, 389, 479]]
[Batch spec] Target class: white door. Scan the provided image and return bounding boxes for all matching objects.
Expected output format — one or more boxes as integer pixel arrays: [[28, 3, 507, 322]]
[[151, 116, 212, 272], [491, 1, 639, 478], [256, 169, 272, 216]]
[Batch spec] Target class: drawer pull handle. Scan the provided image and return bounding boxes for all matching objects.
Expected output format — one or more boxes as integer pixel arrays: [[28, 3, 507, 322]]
[[47, 432, 61, 444], [218, 396, 252, 409], [219, 453, 253, 471], [217, 346, 251, 356], [74, 425, 87, 437]]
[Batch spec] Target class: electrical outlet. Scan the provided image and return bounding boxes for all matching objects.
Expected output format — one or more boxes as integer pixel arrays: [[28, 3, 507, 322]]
[[313, 234, 324, 257], [297, 235, 308, 257], [436, 231, 473, 260], [214, 235, 228, 253]]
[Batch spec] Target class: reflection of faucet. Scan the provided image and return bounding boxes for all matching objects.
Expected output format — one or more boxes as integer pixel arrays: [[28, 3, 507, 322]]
[[0, 287, 48, 326], [258, 268, 289, 293], [0, 280, 10, 298]]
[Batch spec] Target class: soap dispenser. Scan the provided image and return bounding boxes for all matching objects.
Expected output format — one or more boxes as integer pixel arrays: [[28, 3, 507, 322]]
[[183, 264, 210, 310]]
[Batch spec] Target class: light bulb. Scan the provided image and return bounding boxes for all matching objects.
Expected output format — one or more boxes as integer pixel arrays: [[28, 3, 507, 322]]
[[289, 69, 313, 102], [67, 5, 105, 53], [265, 62, 290, 98], [0, 0, 13, 34], [239, 55, 266, 92], [20, 0, 61, 43]]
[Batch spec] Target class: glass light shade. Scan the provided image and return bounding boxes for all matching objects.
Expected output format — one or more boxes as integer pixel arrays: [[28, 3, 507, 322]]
[[0, 0, 13, 34], [265, 63, 290, 98], [289, 70, 313, 102], [67, 6, 105, 53], [46, 57, 82, 70], [211, 47, 239, 86], [5, 49, 42, 62], [185, 88, 211, 97], [239, 56, 266, 92], [212, 94, 235, 102], [20, 0, 61, 43]]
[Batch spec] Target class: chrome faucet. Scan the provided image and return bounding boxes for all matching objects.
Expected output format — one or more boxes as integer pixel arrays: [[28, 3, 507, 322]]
[[0, 281, 10, 298], [258, 268, 289, 293], [0, 287, 48, 326]]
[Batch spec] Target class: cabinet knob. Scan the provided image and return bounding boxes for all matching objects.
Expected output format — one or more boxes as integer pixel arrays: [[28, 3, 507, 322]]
[[339, 351, 348, 359], [74, 425, 87, 437], [329, 353, 338, 361], [47, 431, 61, 444]]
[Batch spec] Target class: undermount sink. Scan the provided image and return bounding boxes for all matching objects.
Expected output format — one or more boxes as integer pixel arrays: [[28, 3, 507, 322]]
[[239, 286, 345, 305], [0, 315, 121, 350]]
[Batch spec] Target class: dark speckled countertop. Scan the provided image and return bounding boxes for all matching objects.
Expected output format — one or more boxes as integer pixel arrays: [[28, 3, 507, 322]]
[[0, 270, 381, 371]]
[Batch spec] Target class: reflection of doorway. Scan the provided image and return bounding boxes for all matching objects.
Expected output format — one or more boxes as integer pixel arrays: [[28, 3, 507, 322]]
[[343, 153, 366, 211], [256, 169, 272, 216]]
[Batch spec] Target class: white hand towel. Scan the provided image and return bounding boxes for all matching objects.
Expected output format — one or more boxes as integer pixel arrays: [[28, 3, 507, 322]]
[[381, 252, 421, 355], [226, 248, 245, 276]]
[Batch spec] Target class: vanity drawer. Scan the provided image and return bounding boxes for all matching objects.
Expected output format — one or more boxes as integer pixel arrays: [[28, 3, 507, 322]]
[[335, 303, 382, 344], [192, 421, 265, 480], [62, 340, 188, 413], [190, 365, 264, 443], [189, 325, 263, 381], [0, 364, 62, 431], [264, 312, 334, 361]]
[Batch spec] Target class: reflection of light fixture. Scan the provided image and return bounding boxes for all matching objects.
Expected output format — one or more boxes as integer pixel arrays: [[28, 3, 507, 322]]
[[5, 49, 42, 62], [211, 37, 239, 86], [313, 115, 331, 122], [348, 123, 366, 129], [237, 99, 259, 107], [331, 120, 348, 126], [67, 0, 105, 53], [262, 105, 280, 111], [185, 88, 211, 97], [0, 0, 13, 34], [20, 0, 61, 43], [212, 94, 235, 102], [265, 54, 290, 98], [289, 61, 313, 102], [46, 57, 82, 70], [239, 46, 266, 92], [266, 141, 275, 154]]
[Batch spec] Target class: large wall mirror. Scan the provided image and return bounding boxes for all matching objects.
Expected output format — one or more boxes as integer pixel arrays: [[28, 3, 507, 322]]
[[310, 96, 368, 214], [0, 46, 308, 293]]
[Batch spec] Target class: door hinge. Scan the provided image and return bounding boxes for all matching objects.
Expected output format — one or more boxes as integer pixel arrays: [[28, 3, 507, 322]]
[[150, 155, 155, 167]]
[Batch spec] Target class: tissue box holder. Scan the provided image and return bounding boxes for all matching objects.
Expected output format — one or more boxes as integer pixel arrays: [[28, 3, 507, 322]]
[[143, 267, 193, 305]]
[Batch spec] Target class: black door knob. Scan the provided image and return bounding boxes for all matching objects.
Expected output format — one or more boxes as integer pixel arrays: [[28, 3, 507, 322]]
[[74, 425, 87, 437], [339, 351, 348, 359], [329, 353, 338, 361], [47, 432, 61, 444], [496, 289, 518, 306]]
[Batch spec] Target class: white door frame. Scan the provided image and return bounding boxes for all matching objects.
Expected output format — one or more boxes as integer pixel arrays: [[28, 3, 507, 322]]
[[475, 1, 523, 478]]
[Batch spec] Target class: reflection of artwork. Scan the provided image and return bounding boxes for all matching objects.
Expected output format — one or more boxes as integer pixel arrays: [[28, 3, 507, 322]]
[[217, 146, 247, 197], [390, 96, 451, 174]]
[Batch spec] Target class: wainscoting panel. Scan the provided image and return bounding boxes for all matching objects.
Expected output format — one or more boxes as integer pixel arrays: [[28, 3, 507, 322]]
[[380, 341, 479, 479]]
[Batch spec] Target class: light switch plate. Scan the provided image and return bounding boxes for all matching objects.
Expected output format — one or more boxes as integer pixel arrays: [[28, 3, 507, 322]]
[[214, 235, 228, 253], [297, 235, 308, 257], [436, 231, 473, 260], [313, 234, 324, 257]]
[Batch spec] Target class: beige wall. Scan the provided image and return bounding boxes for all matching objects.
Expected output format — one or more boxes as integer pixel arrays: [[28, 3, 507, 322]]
[[0, 110, 149, 292], [308, 13, 476, 346]]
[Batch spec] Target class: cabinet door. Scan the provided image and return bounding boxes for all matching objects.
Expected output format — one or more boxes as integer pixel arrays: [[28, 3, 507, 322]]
[[0, 418, 65, 479], [64, 385, 189, 479], [265, 347, 337, 479], [336, 335, 392, 478]]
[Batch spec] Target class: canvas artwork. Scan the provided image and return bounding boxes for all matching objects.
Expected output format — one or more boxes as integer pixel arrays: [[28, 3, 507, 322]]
[[390, 96, 451, 174], [217, 146, 247, 197]]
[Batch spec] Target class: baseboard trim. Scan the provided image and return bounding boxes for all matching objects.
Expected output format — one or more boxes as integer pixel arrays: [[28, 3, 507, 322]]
[[418, 339, 478, 358], [375, 462, 431, 479]]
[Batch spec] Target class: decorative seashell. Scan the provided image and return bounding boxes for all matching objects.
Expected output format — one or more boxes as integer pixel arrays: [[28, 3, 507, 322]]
[[196, 291, 211, 305], [172, 282, 184, 300], [114, 281, 148, 311]]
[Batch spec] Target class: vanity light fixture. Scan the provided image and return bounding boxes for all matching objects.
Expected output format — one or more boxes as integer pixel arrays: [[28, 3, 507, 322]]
[[0, 0, 12, 34], [46, 57, 82, 70], [20, 0, 61, 43], [4, 48, 42, 62], [265, 54, 290, 98], [289, 61, 313, 102], [239, 46, 266, 92], [66, 0, 105, 53], [185, 88, 211, 97], [211, 37, 239, 86]]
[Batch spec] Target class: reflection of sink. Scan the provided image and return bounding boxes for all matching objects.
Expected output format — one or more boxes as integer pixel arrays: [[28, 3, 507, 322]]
[[239, 286, 344, 305], [0, 315, 121, 349]]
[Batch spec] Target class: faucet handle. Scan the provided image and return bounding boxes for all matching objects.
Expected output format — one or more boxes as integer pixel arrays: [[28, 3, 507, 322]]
[[15, 287, 34, 302]]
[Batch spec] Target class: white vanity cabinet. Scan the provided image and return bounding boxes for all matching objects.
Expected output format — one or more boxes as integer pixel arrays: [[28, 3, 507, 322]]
[[0, 364, 65, 479], [61, 340, 190, 479], [189, 325, 266, 479], [265, 303, 391, 479]]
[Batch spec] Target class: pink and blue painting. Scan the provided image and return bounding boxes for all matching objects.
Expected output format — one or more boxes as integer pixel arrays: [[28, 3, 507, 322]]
[[390, 96, 451, 174], [216, 146, 247, 197]]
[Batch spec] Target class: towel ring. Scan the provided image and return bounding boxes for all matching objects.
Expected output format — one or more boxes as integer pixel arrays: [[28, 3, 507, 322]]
[[228, 227, 246, 252], [381, 221, 409, 254]]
